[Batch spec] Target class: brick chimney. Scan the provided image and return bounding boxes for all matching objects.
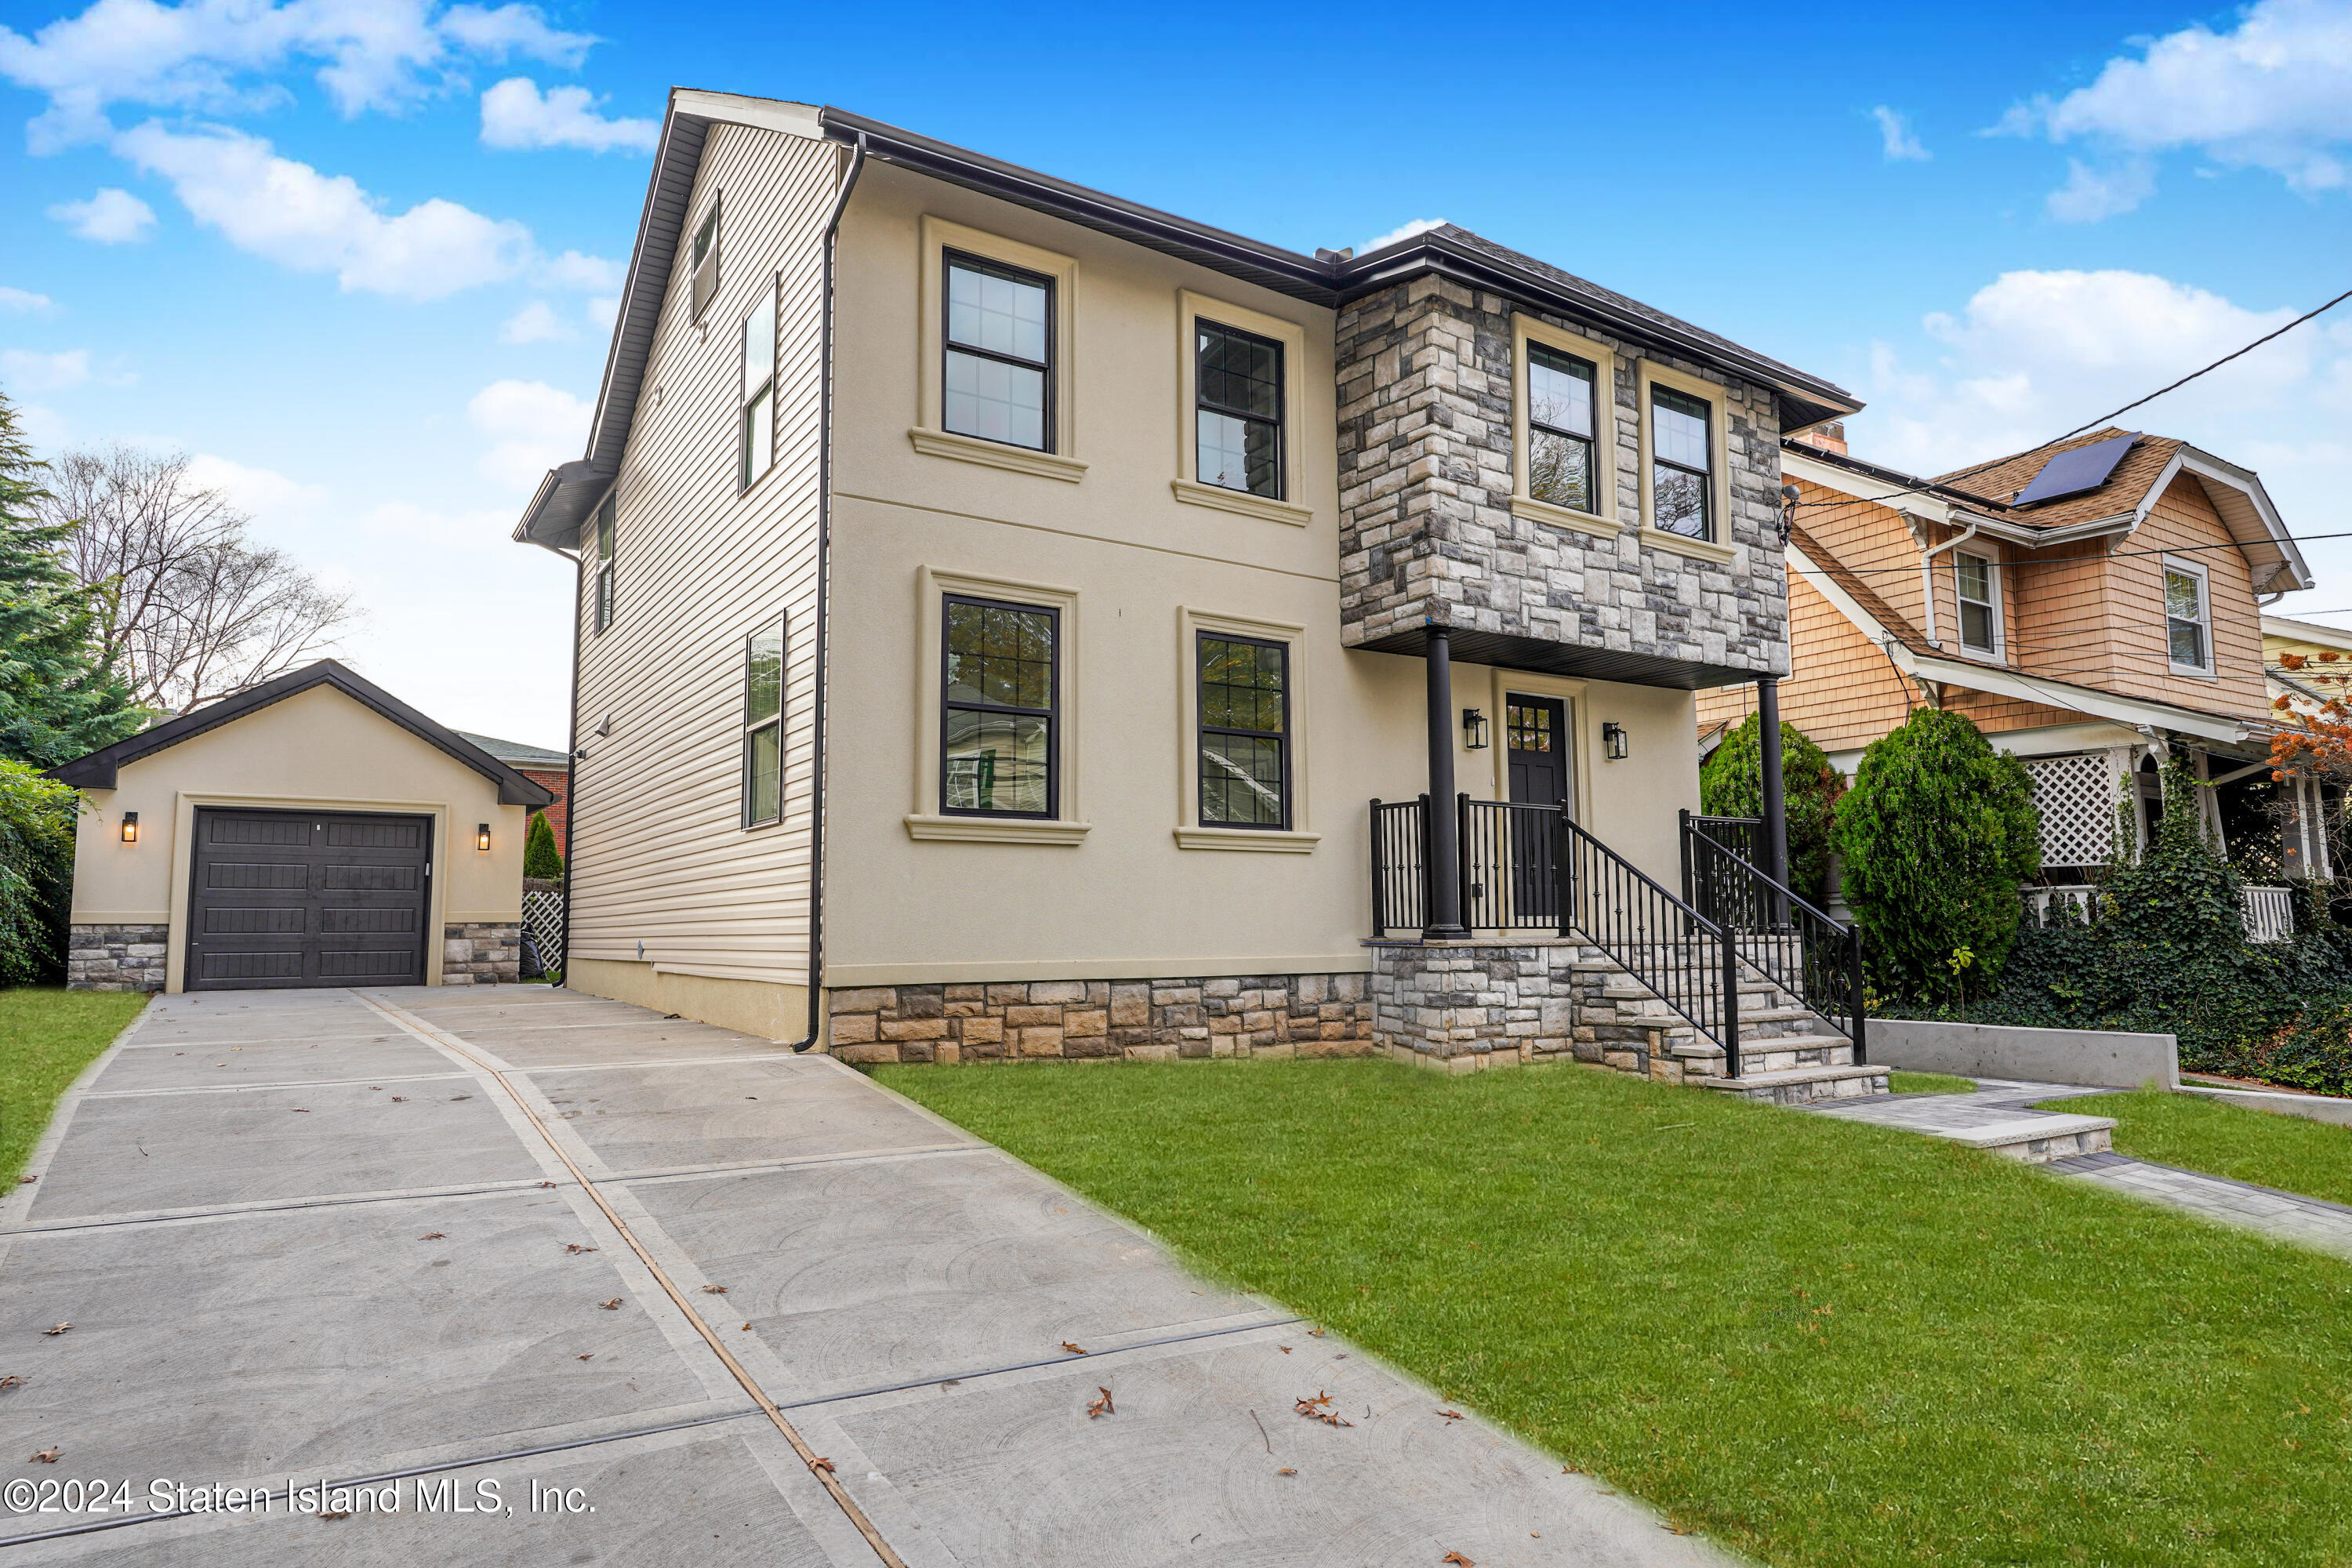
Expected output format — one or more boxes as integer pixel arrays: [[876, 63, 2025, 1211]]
[[1792, 420, 1848, 456]]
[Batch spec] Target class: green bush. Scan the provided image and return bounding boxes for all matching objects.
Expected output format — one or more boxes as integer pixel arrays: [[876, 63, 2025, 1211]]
[[1833, 707, 2039, 1004], [524, 811, 564, 880], [0, 758, 78, 985], [1700, 710, 1842, 902]]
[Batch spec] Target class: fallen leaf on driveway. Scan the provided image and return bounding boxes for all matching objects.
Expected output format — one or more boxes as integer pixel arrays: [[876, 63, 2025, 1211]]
[[42, 1323, 69, 1337], [701, 1285, 727, 1294], [450, 1096, 471, 1102], [537, 1181, 557, 1189], [31, 1448, 59, 1464], [15, 1175, 32, 1184], [1443, 1553, 1474, 1566], [1279, 1345, 1291, 1354], [808, 1457, 835, 1474], [389, 1098, 405, 1103], [317, 1509, 349, 1520], [1308, 1327, 1324, 1337], [1437, 1409, 1464, 1421], [0, 1376, 24, 1390], [291, 1108, 310, 1113], [1087, 1387, 1115, 1418], [1294, 1392, 1352, 1427], [419, 1232, 445, 1241], [577, 1354, 593, 1361], [1061, 1341, 1086, 1355], [599, 1298, 622, 1310], [564, 1244, 597, 1254]]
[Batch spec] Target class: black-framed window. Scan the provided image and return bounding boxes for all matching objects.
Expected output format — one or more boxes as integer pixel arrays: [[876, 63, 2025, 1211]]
[[1196, 633, 1289, 829], [741, 279, 776, 489], [1196, 321, 1283, 499], [1955, 551, 1997, 653], [1650, 385, 1713, 539], [1526, 344, 1598, 514], [942, 595, 1056, 818], [690, 202, 720, 321], [592, 494, 615, 633], [742, 619, 784, 828], [942, 252, 1051, 452]]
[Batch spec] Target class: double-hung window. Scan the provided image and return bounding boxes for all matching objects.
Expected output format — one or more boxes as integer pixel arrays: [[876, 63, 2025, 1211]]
[[592, 495, 615, 633], [1195, 321, 1283, 499], [741, 280, 777, 488], [1196, 634, 1289, 829], [2165, 559, 2212, 673], [942, 595, 1057, 817], [1526, 345, 1599, 514], [690, 205, 720, 321], [942, 253, 1051, 452], [1955, 551, 1998, 654], [1649, 387, 1713, 539], [741, 619, 784, 828]]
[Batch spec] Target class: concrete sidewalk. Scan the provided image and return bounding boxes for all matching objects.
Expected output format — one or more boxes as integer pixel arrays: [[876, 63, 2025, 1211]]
[[1, 987, 1730, 1566]]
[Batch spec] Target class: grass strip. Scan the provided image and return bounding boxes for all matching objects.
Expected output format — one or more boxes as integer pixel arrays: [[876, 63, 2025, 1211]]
[[2056, 1087, 2352, 1210], [1, 986, 149, 1185], [1887, 1069, 1974, 1095]]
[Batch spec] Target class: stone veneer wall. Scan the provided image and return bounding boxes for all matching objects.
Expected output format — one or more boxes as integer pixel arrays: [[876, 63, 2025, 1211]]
[[827, 975, 1375, 1065], [1336, 275, 1789, 673], [1370, 939, 1709, 1080], [67, 924, 169, 992], [443, 922, 521, 985]]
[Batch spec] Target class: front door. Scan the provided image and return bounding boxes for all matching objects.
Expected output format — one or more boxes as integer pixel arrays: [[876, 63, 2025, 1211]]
[[1505, 695, 1570, 919]]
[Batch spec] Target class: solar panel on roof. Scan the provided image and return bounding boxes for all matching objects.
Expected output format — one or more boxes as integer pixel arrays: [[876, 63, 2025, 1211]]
[[2011, 431, 2139, 507]]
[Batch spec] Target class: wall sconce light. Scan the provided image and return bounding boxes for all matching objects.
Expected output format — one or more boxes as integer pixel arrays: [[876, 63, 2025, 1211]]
[[1602, 721, 1629, 760], [1461, 708, 1490, 750], [476, 822, 492, 852], [120, 811, 139, 844]]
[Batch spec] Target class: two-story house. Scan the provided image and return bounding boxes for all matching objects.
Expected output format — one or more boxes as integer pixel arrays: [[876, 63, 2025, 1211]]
[[1702, 424, 2321, 916], [513, 90, 1864, 1080]]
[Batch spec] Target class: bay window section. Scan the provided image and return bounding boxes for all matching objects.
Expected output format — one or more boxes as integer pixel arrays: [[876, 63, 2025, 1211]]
[[942, 596, 1057, 817], [741, 281, 776, 488], [942, 253, 1051, 452], [1650, 387, 1714, 539], [1526, 345, 1598, 514], [741, 620, 784, 829], [1197, 634, 1289, 829], [1196, 321, 1283, 498]]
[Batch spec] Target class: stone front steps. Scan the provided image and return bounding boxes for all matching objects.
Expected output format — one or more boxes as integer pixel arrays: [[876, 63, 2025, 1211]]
[[1579, 953, 1891, 1102]]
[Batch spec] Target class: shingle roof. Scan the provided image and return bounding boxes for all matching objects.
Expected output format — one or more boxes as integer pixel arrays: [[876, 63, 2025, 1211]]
[[1785, 520, 1926, 651], [455, 731, 571, 770], [1935, 426, 2186, 528]]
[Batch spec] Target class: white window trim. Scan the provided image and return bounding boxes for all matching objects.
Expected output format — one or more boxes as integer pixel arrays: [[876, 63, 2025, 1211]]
[[906, 565, 1088, 844], [1174, 606, 1318, 852], [688, 198, 720, 324], [1634, 359, 1737, 565], [1952, 548, 2003, 659], [1173, 291, 1312, 528], [740, 615, 786, 831], [1509, 314, 1623, 540], [910, 216, 1086, 484], [2162, 554, 2217, 679]]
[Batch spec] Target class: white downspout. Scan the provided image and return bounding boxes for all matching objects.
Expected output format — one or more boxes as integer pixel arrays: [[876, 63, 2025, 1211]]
[[1914, 514, 1980, 650]]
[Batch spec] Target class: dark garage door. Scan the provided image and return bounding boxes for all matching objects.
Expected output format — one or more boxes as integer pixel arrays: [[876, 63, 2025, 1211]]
[[187, 808, 432, 990]]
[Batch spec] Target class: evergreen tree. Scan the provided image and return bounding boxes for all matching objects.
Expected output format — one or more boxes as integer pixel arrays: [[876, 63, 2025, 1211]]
[[1700, 711, 1844, 902], [0, 390, 143, 767], [524, 811, 564, 880]]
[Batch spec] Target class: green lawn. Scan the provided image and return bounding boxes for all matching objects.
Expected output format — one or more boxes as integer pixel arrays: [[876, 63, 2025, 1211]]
[[2, 987, 148, 1185], [1888, 1069, 1975, 1095], [878, 1057, 2352, 1568], [2053, 1087, 2352, 1210]]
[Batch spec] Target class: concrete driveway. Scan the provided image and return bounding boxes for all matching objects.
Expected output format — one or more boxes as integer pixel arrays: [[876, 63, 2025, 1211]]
[[2, 987, 1730, 1566]]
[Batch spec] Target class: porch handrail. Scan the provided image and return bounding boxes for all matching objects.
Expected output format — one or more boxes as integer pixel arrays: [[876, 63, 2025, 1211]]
[[1679, 810, 1867, 1062], [1560, 813, 1744, 1076]]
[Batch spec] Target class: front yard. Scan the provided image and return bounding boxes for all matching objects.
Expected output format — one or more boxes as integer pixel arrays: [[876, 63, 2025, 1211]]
[[879, 1056, 2352, 1568], [2057, 1087, 2352, 1210], [1, 987, 148, 1185]]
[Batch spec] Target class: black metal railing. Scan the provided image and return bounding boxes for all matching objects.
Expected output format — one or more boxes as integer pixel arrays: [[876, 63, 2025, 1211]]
[[1460, 797, 1569, 932], [1370, 796, 1431, 938], [1560, 815, 1743, 1073], [1679, 809, 1866, 1060], [1686, 813, 1761, 866]]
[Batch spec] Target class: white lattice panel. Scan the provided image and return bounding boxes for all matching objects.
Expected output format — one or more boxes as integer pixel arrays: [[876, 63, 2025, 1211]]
[[2025, 753, 2120, 869]]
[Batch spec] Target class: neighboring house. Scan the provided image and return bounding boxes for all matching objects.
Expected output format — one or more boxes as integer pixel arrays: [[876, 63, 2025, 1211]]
[[510, 91, 1861, 1065], [2263, 613, 2352, 719], [45, 661, 553, 990], [1700, 424, 2325, 907], [457, 730, 572, 852]]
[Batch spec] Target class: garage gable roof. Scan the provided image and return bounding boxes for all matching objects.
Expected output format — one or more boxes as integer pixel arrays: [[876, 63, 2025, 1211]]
[[47, 660, 557, 808]]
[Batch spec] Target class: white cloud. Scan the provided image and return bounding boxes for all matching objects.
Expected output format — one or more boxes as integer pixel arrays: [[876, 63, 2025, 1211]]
[[539, 249, 621, 292], [358, 498, 513, 551], [2001, 0, 2352, 217], [0, 286, 56, 313], [0, 347, 133, 393], [115, 120, 530, 299], [1356, 217, 1446, 255], [468, 377, 587, 491], [185, 452, 330, 521], [1871, 105, 1929, 162], [480, 77, 655, 153], [499, 299, 571, 343], [586, 295, 618, 331], [0, 0, 596, 153], [2045, 157, 2158, 223], [47, 185, 156, 241]]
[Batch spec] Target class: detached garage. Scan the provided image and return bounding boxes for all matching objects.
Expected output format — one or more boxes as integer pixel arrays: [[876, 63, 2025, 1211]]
[[49, 661, 554, 993]]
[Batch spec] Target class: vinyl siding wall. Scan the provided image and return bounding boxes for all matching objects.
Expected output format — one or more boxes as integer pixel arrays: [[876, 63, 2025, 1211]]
[[568, 124, 841, 986]]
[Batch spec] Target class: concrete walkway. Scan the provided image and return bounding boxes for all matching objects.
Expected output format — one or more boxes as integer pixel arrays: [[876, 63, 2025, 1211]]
[[2, 988, 1730, 1566], [1813, 1076, 2352, 1263]]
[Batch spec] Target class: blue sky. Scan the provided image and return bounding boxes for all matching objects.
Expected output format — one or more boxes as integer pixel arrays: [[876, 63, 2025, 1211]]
[[4, 0, 2350, 741]]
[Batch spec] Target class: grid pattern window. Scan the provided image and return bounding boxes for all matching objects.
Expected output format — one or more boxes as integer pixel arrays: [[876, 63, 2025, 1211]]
[[1196, 634, 1289, 829], [1955, 551, 1998, 653], [741, 620, 784, 828], [593, 495, 615, 634], [1650, 387, 1713, 539], [2165, 561, 2211, 671], [942, 253, 1051, 452], [1196, 321, 1283, 498], [942, 596, 1057, 817], [690, 205, 720, 321], [1507, 701, 1555, 754], [1526, 345, 1598, 513], [741, 280, 777, 488]]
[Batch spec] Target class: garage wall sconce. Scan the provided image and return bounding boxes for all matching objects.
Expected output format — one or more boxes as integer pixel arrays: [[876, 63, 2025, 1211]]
[[119, 811, 138, 844], [1461, 708, 1490, 750], [1602, 721, 1629, 760], [476, 823, 492, 852]]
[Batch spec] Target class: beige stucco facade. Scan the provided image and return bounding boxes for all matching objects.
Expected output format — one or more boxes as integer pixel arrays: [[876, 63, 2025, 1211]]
[[67, 683, 529, 992]]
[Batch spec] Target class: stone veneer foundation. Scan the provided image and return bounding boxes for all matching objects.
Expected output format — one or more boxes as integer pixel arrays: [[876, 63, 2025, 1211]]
[[443, 922, 522, 985], [66, 924, 169, 991], [826, 974, 1376, 1064]]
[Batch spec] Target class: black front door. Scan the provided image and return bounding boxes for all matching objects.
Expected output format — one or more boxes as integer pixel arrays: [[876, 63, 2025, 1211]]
[[1505, 695, 1570, 918]]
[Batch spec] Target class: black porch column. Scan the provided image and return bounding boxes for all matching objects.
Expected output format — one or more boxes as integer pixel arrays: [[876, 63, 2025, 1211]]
[[1424, 626, 1468, 938], [1757, 673, 1790, 919]]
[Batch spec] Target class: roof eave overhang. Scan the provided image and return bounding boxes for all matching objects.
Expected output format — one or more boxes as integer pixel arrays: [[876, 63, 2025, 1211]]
[[2169, 445, 2314, 595]]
